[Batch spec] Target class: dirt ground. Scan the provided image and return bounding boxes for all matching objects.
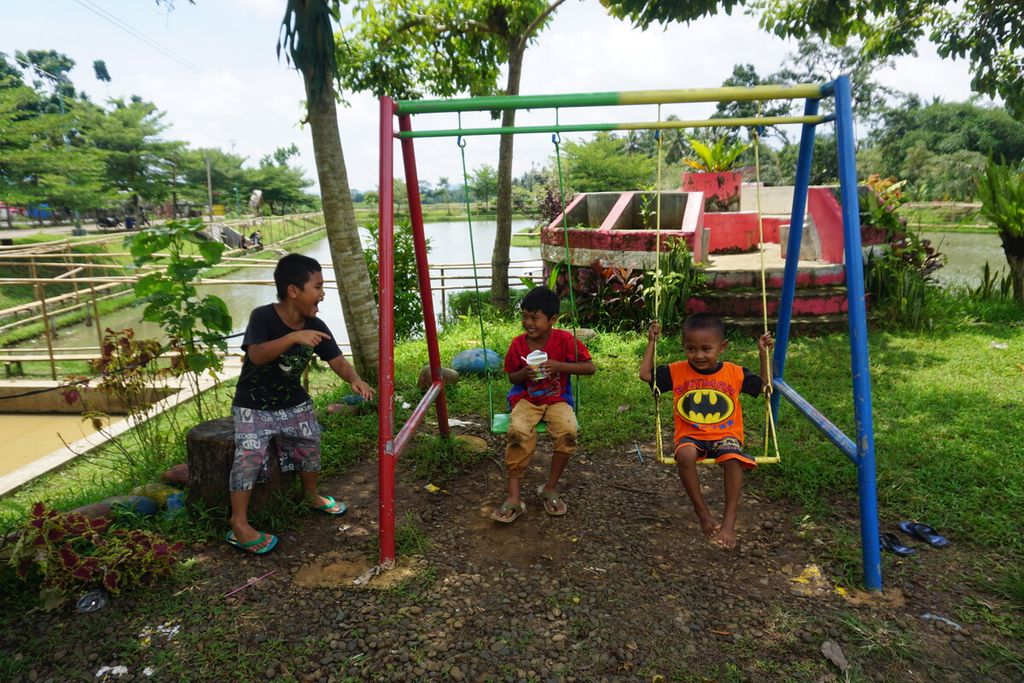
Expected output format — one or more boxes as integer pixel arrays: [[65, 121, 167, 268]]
[[3, 419, 1021, 682]]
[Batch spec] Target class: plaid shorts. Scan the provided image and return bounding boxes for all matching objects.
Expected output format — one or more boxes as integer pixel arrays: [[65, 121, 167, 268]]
[[229, 401, 322, 492]]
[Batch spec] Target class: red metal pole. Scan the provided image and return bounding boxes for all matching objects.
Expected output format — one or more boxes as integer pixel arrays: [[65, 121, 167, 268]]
[[393, 381, 443, 456], [399, 114, 451, 438], [378, 97, 397, 564]]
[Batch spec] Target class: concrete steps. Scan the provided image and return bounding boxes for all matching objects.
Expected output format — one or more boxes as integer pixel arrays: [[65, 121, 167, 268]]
[[689, 285, 850, 318], [721, 313, 854, 337]]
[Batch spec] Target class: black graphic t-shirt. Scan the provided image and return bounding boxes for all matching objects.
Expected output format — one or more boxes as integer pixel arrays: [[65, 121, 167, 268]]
[[232, 304, 342, 410]]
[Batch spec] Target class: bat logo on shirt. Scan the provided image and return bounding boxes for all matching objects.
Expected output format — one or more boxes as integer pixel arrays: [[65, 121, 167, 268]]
[[676, 389, 735, 425]]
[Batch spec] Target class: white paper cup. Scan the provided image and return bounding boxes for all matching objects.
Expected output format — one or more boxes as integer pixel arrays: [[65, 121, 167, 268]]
[[526, 350, 548, 379]]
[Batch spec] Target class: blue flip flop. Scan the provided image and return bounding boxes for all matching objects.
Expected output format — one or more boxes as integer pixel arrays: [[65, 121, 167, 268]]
[[880, 532, 916, 556], [897, 521, 949, 548]]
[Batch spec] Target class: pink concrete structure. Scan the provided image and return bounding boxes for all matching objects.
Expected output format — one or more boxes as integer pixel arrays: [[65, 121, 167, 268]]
[[681, 171, 742, 212], [542, 191, 705, 269], [538, 183, 886, 329]]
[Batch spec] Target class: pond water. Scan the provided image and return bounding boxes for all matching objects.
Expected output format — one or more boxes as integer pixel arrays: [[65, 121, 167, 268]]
[[24, 227, 1003, 354], [28, 219, 541, 353], [920, 230, 1006, 288]]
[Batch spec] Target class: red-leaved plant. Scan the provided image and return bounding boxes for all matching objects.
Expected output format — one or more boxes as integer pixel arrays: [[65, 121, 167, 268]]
[[9, 503, 185, 609]]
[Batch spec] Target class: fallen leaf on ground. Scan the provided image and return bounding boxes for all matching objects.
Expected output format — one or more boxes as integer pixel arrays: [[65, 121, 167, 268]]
[[821, 639, 850, 672]]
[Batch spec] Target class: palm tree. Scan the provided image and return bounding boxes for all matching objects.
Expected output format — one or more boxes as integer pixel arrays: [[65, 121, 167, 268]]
[[279, 1, 379, 378], [975, 160, 1024, 302], [437, 176, 452, 215]]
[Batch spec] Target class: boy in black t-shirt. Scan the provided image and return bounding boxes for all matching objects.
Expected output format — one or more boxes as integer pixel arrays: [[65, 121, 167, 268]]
[[227, 254, 374, 554]]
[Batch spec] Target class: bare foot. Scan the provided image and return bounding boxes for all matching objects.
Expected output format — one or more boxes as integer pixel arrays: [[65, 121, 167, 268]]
[[696, 511, 719, 540], [716, 523, 738, 549]]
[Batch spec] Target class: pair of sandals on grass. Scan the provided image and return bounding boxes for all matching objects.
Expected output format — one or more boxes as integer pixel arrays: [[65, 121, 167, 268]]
[[224, 495, 347, 555], [491, 485, 567, 523], [880, 521, 950, 557]]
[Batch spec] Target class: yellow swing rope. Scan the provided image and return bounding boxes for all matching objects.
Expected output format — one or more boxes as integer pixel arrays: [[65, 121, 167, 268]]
[[653, 102, 781, 465], [753, 104, 781, 464]]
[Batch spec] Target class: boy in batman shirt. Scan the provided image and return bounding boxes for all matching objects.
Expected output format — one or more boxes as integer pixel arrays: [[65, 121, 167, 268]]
[[639, 313, 772, 549]]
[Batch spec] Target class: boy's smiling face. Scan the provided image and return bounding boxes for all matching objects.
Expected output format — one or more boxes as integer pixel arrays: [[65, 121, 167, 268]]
[[682, 328, 728, 371], [289, 270, 325, 318], [521, 308, 556, 342]]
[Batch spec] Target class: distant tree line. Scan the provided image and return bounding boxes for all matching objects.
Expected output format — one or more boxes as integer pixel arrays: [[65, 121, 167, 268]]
[[506, 37, 1024, 205], [0, 49, 317, 227]]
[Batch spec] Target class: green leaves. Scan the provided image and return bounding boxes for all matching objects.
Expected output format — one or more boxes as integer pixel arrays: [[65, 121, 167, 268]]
[[974, 160, 1024, 300], [125, 219, 233, 409], [562, 133, 656, 193], [975, 161, 1024, 241], [601, 0, 745, 30], [683, 137, 751, 173], [197, 240, 226, 266], [8, 503, 184, 608]]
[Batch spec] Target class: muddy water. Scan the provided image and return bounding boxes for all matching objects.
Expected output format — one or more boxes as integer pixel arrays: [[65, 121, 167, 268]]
[[0, 413, 110, 478]]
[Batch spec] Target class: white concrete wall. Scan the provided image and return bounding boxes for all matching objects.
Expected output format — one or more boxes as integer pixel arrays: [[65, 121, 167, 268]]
[[740, 184, 795, 215]]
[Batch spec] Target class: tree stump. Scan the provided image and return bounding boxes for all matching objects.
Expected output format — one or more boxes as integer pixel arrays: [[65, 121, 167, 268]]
[[186, 417, 297, 516]]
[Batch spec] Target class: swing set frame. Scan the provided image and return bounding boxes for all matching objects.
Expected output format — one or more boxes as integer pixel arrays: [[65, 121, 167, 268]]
[[376, 75, 882, 591]]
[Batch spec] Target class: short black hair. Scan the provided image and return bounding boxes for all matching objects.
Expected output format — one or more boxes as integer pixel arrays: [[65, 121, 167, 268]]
[[520, 286, 560, 318], [682, 312, 725, 339], [274, 253, 322, 300]]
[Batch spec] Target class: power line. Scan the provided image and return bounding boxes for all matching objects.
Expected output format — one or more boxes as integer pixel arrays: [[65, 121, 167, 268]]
[[68, 0, 306, 134], [72, 0, 204, 75]]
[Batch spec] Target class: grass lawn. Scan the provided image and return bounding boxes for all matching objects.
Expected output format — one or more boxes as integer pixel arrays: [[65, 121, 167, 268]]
[[0, 289, 1021, 678], [898, 202, 995, 233], [8, 309, 1019, 567]]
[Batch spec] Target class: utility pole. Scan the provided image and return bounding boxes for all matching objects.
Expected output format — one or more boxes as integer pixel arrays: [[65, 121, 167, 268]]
[[171, 161, 178, 219], [205, 155, 214, 223], [56, 85, 84, 236]]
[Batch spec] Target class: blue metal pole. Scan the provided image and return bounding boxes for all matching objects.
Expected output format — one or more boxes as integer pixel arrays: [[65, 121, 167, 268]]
[[773, 98, 820, 419], [834, 75, 882, 591]]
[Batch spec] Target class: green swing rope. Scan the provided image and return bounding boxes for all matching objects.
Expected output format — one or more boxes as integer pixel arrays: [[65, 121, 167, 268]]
[[650, 106, 672, 464], [551, 111, 583, 413], [456, 117, 496, 425]]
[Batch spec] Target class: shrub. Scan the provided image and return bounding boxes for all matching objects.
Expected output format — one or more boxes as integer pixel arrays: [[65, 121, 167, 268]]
[[864, 232, 944, 328], [446, 288, 526, 322], [364, 217, 428, 339], [9, 503, 185, 610]]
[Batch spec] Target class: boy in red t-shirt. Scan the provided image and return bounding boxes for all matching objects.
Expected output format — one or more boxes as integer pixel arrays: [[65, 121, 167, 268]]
[[490, 287, 596, 523], [639, 313, 772, 548]]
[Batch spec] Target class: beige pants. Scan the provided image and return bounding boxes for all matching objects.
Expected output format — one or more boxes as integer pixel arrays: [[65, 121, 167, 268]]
[[505, 400, 577, 478]]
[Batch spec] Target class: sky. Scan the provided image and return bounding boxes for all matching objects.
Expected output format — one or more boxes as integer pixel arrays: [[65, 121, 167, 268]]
[[6, 0, 989, 195]]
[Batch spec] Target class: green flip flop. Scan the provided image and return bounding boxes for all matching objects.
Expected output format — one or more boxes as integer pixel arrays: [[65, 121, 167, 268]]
[[313, 495, 348, 516], [225, 530, 278, 555]]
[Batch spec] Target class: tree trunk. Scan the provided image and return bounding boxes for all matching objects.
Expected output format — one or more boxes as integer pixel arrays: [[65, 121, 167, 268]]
[[303, 73, 380, 380], [1003, 234, 1024, 302], [489, 43, 526, 311], [186, 417, 297, 515]]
